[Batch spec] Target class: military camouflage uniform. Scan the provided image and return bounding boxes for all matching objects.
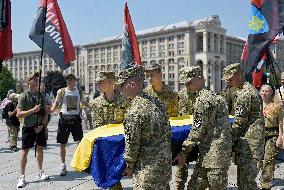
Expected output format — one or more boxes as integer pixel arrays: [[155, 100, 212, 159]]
[[223, 63, 265, 190], [92, 71, 127, 190], [92, 92, 127, 129], [123, 92, 172, 190], [259, 102, 283, 189], [116, 66, 172, 190], [175, 87, 198, 190], [181, 89, 232, 190], [144, 84, 178, 117], [221, 86, 239, 115]]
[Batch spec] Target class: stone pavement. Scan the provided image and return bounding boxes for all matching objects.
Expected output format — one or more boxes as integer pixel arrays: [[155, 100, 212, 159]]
[[0, 116, 284, 190]]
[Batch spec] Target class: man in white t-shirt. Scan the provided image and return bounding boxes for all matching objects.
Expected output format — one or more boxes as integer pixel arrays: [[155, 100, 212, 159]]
[[50, 74, 90, 176]]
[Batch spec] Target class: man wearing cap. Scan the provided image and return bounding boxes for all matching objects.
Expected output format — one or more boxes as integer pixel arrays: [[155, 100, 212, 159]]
[[223, 63, 265, 190], [5, 93, 20, 152], [92, 71, 127, 129], [92, 71, 128, 190], [16, 72, 49, 188], [174, 66, 200, 190], [144, 62, 178, 117], [173, 65, 232, 190], [50, 73, 90, 176], [116, 65, 172, 189]]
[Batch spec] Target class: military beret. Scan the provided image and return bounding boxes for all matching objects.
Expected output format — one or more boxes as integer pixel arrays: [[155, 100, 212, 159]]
[[179, 66, 202, 84], [144, 62, 162, 72], [95, 71, 116, 82], [222, 63, 241, 80], [115, 65, 145, 85], [26, 72, 39, 81]]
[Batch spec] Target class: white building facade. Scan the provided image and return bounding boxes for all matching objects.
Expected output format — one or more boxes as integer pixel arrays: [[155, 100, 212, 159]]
[[3, 15, 246, 94]]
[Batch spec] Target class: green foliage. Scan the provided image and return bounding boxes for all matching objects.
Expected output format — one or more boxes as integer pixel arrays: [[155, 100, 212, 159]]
[[0, 66, 15, 100]]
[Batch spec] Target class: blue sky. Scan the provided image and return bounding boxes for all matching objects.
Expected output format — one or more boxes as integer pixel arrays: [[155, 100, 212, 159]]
[[11, 0, 250, 53]]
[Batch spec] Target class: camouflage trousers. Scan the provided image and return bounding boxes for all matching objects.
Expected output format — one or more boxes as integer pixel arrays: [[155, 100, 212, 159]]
[[175, 164, 189, 190], [109, 182, 122, 190], [186, 161, 228, 190], [8, 126, 19, 147], [235, 139, 259, 190], [259, 136, 279, 189]]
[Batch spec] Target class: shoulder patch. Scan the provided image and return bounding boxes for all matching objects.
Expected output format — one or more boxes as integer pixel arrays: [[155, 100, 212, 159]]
[[235, 105, 244, 117], [194, 112, 202, 128]]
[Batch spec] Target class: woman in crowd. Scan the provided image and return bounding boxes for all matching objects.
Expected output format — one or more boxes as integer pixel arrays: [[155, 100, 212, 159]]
[[259, 84, 284, 190]]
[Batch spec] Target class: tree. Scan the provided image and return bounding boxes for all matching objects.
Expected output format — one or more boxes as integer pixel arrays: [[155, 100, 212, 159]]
[[0, 66, 15, 100]]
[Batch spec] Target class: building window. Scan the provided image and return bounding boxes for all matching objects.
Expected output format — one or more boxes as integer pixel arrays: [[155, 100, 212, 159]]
[[142, 40, 147, 45], [168, 35, 174, 42], [178, 50, 184, 55], [168, 43, 174, 49], [150, 60, 156, 64], [159, 45, 165, 50], [159, 52, 165, 57], [159, 59, 165, 65], [177, 34, 185, 40], [178, 42, 184, 48], [168, 58, 174, 64], [150, 39, 156, 44], [159, 37, 165, 43], [150, 46, 156, 51], [168, 51, 175, 56]]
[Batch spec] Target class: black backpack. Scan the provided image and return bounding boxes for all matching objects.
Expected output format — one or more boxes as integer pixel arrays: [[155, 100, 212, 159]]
[[2, 105, 8, 120]]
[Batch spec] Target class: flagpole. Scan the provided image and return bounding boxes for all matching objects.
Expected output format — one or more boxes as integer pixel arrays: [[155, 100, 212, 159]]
[[266, 50, 283, 100], [0, 60, 2, 72], [35, 0, 48, 158]]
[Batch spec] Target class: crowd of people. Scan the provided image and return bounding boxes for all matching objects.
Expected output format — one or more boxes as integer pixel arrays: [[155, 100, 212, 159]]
[[0, 62, 284, 190]]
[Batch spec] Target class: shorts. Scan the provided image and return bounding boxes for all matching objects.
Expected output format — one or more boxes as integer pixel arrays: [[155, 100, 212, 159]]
[[22, 126, 47, 149], [57, 114, 83, 144]]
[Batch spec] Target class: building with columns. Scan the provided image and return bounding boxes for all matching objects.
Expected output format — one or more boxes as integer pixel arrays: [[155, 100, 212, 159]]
[[3, 15, 246, 94]]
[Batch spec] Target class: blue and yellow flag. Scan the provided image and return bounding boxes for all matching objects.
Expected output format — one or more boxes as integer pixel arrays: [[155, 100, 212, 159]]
[[247, 0, 284, 71]]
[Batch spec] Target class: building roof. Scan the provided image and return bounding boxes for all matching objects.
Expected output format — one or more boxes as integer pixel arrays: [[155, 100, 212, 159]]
[[84, 15, 222, 47]]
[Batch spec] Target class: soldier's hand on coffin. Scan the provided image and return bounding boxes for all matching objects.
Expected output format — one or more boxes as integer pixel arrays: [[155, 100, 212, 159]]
[[124, 167, 133, 178], [173, 153, 186, 166]]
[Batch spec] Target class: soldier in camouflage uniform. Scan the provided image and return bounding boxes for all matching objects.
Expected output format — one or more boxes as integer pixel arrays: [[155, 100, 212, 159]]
[[259, 84, 284, 190], [223, 63, 265, 190], [92, 71, 127, 129], [144, 62, 178, 117], [92, 71, 127, 190], [175, 67, 199, 190], [220, 82, 239, 115], [116, 65, 172, 190], [174, 66, 232, 190]]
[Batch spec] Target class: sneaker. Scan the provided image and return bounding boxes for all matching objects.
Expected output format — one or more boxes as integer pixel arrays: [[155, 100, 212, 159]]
[[59, 164, 67, 176], [17, 175, 26, 188], [35, 171, 49, 181], [10, 146, 19, 152]]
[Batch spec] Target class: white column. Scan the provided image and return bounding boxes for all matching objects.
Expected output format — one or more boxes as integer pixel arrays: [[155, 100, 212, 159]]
[[165, 59, 169, 85], [174, 63, 179, 91], [203, 32, 208, 53], [210, 32, 215, 52]]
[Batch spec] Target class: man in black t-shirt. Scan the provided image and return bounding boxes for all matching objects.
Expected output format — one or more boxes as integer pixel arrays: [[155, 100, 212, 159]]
[[5, 93, 20, 152]]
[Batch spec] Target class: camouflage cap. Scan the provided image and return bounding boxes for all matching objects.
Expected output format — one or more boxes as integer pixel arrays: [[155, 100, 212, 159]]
[[144, 62, 162, 72], [95, 71, 116, 82], [179, 66, 202, 84], [26, 72, 39, 81], [222, 63, 241, 80], [115, 65, 145, 85]]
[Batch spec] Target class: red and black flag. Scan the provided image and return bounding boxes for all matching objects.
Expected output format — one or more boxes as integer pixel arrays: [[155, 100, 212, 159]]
[[247, 0, 284, 71], [0, 0, 12, 61], [120, 3, 141, 70], [30, 0, 75, 70]]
